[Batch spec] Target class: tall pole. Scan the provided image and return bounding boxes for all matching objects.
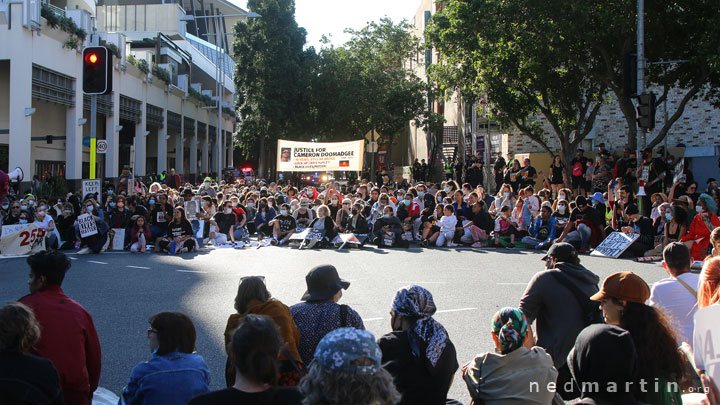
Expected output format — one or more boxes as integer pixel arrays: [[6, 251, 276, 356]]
[[89, 33, 99, 180], [636, 0, 646, 152]]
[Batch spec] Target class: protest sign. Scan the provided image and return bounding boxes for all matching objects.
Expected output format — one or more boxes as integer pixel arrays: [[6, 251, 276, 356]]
[[693, 305, 720, 384], [185, 200, 199, 219], [590, 231, 639, 258], [0, 224, 46, 256], [82, 179, 101, 200], [337, 233, 368, 249], [77, 214, 98, 238], [110, 228, 125, 250], [276, 140, 364, 172], [673, 160, 686, 184]]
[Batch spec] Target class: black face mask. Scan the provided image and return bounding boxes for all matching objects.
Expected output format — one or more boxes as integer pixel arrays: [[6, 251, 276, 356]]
[[351, 209, 358, 215]]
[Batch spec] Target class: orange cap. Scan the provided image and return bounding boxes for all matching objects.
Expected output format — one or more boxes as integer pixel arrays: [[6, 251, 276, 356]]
[[590, 271, 650, 304]]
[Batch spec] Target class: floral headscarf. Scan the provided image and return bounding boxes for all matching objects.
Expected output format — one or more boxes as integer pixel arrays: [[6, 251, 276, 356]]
[[392, 285, 449, 368], [491, 307, 528, 354]]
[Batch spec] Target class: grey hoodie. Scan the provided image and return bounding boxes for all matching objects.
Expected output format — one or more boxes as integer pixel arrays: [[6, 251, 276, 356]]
[[519, 262, 600, 368]]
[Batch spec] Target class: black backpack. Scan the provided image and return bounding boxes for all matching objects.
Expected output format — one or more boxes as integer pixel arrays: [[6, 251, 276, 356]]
[[550, 271, 604, 326]]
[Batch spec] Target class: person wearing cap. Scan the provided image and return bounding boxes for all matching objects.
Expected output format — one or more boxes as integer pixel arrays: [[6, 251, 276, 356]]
[[290, 265, 364, 366], [567, 324, 644, 405], [519, 242, 600, 400], [556, 195, 605, 252], [377, 285, 458, 405], [299, 328, 399, 405], [463, 307, 559, 405], [618, 204, 655, 258], [571, 148, 589, 196], [681, 193, 720, 262], [591, 271, 684, 404]]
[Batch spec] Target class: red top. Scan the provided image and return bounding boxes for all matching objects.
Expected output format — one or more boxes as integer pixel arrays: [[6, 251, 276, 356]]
[[20, 285, 102, 405], [681, 213, 720, 261]]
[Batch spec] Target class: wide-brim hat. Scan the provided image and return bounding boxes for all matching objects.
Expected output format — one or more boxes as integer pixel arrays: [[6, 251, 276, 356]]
[[301, 265, 350, 301]]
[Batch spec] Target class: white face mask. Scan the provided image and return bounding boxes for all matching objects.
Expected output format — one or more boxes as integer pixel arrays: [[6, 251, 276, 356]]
[[697, 205, 703, 213], [225, 208, 232, 214]]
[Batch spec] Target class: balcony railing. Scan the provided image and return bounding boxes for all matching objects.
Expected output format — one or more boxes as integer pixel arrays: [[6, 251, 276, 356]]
[[41, 0, 65, 18]]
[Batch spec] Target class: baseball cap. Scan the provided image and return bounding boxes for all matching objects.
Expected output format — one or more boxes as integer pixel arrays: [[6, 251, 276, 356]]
[[203, 177, 212, 183], [541, 242, 578, 263], [590, 272, 650, 304], [575, 195, 588, 208], [313, 328, 382, 375]]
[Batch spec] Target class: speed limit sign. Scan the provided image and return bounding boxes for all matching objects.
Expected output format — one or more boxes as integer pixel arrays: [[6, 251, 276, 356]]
[[96, 140, 108, 154]]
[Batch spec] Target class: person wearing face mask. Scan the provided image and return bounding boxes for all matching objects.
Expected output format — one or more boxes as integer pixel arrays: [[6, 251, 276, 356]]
[[555, 196, 605, 252], [372, 206, 405, 248], [56, 203, 78, 250], [292, 197, 314, 230], [490, 184, 516, 216], [396, 192, 421, 239], [108, 195, 131, 232], [75, 198, 109, 255], [370, 194, 392, 226], [681, 193, 720, 261], [618, 204, 655, 258], [119, 311, 210, 405], [33, 207, 58, 249], [269, 203, 296, 246], [345, 202, 370, 235], [552, 200, 571, 235], [335, 199, 353, 233], [242, 195, 257, 235], [253, 198, 276, 241], [307, 205, 338, 247]]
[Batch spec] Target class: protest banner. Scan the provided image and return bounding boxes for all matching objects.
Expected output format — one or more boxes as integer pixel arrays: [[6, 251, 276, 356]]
[[590, 231, 639, 258], [337, 233, 367, 249], [82, 179, 101, 200], [0, 223, 46, 256], [276, 140, 364, 172], [185, 200, 199, 219], [77, 214, 98, 238], [693, 305, 720, 384]]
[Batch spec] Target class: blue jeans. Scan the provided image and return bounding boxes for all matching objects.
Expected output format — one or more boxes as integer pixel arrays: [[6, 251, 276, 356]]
[[521, 236, 548, 249], [564, 223, 591, 249]]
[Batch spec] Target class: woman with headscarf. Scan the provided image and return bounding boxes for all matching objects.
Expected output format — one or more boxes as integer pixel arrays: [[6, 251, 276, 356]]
[[462, 307, 559, 405], [377, 285, 458, 405], [681, 193, 720, 261]]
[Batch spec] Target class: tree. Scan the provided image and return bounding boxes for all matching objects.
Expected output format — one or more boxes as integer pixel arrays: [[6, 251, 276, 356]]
[[426, 0, 608, 174], [232, 0, 307, 179]]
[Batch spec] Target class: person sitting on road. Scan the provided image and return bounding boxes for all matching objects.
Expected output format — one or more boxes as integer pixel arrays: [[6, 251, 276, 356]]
[[681, 193, 720, 262], [191, 314, 303, 405], [619, 204, 656, 258], [56, 202, 78, 249], [591, 271, 684, 404], [307, 205, 338, 247], [459, 201, 493, 247], [0, 302, 63, 405], [292, 197, 313, 230], [243, 194, 257, 235], [290, 265, 365, 366], [212, 201, 236, 245], [378, 285, 458, 405], [149, 194, 173, 239], [270, 203, 296, 246], [254, 198, 277, 241], [345, 202, 370, 235], [518, 242, 600, 400], [120, 311, 210, 405], [158, 207, 201, 254], [492, 205, 517, 248], [396, 192, 422, 239], [19, 250, 101, 405], [568, 324, 645, 405], [130, 215, 151, 253], [33, 205, 58, 250], [224, 276, 303, 387], [76, 197, 110, 255], [463, 307, 559, 405], [521, 204, 557, 250], [300, 328, 400, 405], [372, 205, 405, 248], [435, 204, 458, 247], [555, 195, 605, 253]]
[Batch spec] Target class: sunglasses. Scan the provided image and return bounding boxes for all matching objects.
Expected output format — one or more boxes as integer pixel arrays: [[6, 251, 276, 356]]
[[147, 327, 158, 338]]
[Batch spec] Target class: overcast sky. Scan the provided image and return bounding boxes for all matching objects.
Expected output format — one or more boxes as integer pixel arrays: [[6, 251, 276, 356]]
[[230, 0, 419, 49]]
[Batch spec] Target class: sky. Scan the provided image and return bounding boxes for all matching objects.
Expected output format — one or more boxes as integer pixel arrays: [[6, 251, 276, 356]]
[[229, 0, 420, 49]]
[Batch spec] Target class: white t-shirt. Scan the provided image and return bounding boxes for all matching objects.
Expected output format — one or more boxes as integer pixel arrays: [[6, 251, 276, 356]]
[[33, 215, 54, 230], [648, 272, 700, 345]]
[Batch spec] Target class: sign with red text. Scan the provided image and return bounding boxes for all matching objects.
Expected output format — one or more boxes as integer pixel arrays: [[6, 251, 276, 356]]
[[0, 224, 46, 256], [277, 140, 364, 172]]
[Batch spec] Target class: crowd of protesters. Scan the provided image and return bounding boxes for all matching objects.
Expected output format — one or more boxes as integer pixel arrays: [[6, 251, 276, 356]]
[[3, 241, 720, 404]]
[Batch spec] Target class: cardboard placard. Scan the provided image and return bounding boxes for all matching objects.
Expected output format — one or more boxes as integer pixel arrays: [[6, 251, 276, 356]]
[[0, 224, 46, 256], [590, 231, 639, 258], [110, 228, 125, 250], [693, 305, 720, 384], [673, 160, 686, 184], [77, 214, 98, 238], [82, 179, 101, 200], [185, 200, 199, 219]]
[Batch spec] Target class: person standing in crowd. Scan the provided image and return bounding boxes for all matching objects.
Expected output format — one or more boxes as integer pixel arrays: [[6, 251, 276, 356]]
[[592, 156, 611, 194], [681, 193, 720, 262], [570, 148, 589, 196], [505, 159, 523, 193], [519, 243, 600, 400], [648, 242, 699, 345], [568, 324, 645, 405], [19, 251, 101, 405], [550, 155, 566, 199], [191, 315, 303, 405], [0, 302, 64, 405], [300, 328, 400, 405], [520, 158, 538, 189], [290, 265, 364, 365], [377, 285, 458, 405], [591, 271, 684, 404], [120, 311, 210, 404], [165, 168, 181, 190], [493, 152, 507, 194], [463, 307, 559, 405], [224, 276, 303, 387]]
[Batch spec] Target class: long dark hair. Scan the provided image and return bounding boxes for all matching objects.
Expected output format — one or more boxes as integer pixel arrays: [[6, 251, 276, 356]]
[[172, 206, 190, 226], [231, 314, 281, 386], [234, 276, 272, 314], [149, 311, 196, 356], [616, 300, 685, 388]]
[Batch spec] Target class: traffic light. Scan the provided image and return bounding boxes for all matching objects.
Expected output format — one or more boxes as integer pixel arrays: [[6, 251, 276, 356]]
[[623, 53, 637, 98], [636, 92, 656, 130], [82, 46, 112, 95]]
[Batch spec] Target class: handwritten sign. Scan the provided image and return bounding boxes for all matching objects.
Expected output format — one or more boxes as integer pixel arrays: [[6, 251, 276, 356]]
[[0, 224, 46, 256], [673, 160, 686, 184], [82, 179, 101, 200], [77, 214, 98, 238], [590, 231, 639, 258], [693, 305, 720, 385]]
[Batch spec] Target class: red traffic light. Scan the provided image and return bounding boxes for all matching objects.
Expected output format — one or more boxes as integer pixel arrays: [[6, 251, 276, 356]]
[[82, 47, 112, 95], [85, 53, 98, 64]]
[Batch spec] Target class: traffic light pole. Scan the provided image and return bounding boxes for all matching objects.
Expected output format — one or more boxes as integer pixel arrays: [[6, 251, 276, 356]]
[[636, 0, 646, 152], [89, 33, 99, 180]]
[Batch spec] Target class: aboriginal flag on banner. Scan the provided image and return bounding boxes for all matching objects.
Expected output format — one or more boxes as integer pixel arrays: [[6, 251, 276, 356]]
[[339, 160, 350, 167]]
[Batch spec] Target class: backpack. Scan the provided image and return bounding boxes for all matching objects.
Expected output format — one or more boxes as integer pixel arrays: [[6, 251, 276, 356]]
[[550, 271, 603, 326], [572, 161, 584, 177]]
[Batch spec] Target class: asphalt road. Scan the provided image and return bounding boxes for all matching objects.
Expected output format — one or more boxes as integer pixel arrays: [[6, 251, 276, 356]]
[[0, 246, 669, 403]]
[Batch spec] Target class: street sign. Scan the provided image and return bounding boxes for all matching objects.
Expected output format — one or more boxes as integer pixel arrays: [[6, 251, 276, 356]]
[[365, 130, 380, 142], [96, 140, 108, 154], [367, 141, 378, 153]]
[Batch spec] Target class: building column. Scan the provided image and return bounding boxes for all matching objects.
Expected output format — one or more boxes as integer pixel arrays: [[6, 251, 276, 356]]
[[215, 123, 222, 175], [189, 121, 198, 183], [105, 71, 121, 180], [65, 59, 84, 186], [175, 116, 184, 175], [201, 121, 209, 175], [157, 109, 168, 175], [227, 130, 234, 168], [8, 56, 33, 188], [134, 97, 147, 176]]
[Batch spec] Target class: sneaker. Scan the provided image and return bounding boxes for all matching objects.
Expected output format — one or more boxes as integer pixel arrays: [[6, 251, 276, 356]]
[[421, 239, 429, 248], [77, 247, 90, 255], [507, 243, 515, 248], [471, 242, 484, 248], [169, 241, 176, 254], [270, 239, 279, 246], [448, 243, 459, 247]]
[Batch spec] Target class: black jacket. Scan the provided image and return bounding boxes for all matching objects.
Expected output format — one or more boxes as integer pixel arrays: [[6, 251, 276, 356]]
[[345, 214, 370, 234], [372, 216, 403, 239]]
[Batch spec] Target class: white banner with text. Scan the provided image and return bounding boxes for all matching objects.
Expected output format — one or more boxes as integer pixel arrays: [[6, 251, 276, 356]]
[[276, 140, 364, 172], [0, 224, 47, 256]]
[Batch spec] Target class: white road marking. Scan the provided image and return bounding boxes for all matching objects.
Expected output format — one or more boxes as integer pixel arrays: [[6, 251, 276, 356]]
[[435, 307, 476, 314], [176, 270, 207, 274], [69, 257, 78, 260], [363, 317, 385, 322], [496, 282, 527, 285], [126, 265, 150, 270], [88, 260, 107, 265], [397, 281, 447, 284]]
